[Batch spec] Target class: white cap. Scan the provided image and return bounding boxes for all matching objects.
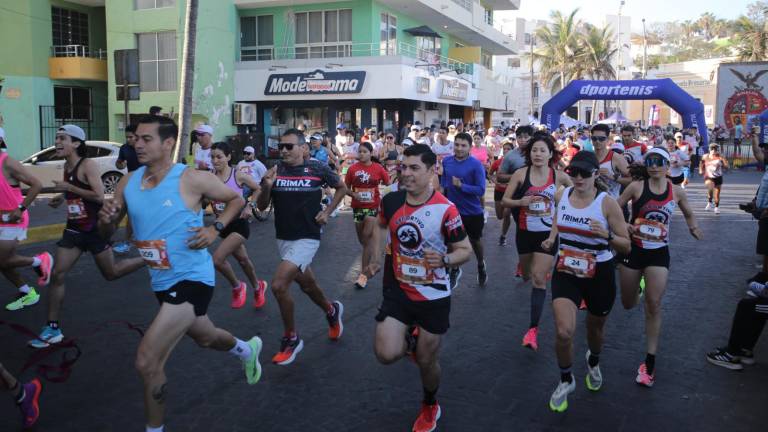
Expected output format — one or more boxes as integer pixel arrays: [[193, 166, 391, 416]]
[[310, 133, 323, 141], [57, 124, 86, 141], [0, 127, 5, 140], [613, 135, 623, 142], [411, 125, 422, 131], [401, 138, 415, 147], [243, 146, 255, 153], [645, 146, 670, 161], [610, 142, 625, 151], [195, 124, 214, 135]]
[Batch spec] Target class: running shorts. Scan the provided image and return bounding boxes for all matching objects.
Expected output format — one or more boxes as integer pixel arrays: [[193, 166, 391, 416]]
[[621, 245, 670, 269], [668, 174, 684, 185], [494, 190, 505, 202], [0, 226, 27, 241], [57, 229, 110, 255], [757, 218, 768, 255], [277, 238, 320, 272], [353, 207, 378, 223], [515, 229, 556, 256], [375, 284, 451, 335], [460, 214, 484, 240], [551, 258, 616, 317], [219, 218, 250, 240], [155, 280, 214, 316], [706, 176, 723, 186]]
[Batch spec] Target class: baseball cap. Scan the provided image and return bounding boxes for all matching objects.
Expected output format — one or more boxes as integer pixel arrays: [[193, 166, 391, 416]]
[[613, 135, 622, 142], [195, 124, 214, 135], [310, 133, 323, 141], [611, 142, 625, 152], [645, 147, 670, 161], [243, 146, 255, 154], [448, 124, 456, 130], [57, 124, 86, 141], [401, 138, 415, 147], [674, 132, 683, 138], [336, 123, 346, 130], [411, 125, 422, 131], [568, 151, 600, 172]]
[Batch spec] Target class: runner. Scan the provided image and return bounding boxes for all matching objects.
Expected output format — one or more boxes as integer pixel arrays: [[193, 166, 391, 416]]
[[28, 125, 146, 349], [502, 134, 571, 351], [193, 124, 214, 171], [0, 361, 42, 428], [114, 124, 143, 253], [489, 140, 514, 245], [620, 125, 648, 165], [0, 148, 54, 311], [700, 143, 728, 214], [440, 132, 488, 287], [674, 132, 691, 187], [541, 150, 631, 412], [617, 147, 702, 387], [236, 145, 268, 221], [345, 141, 389, 290], [256, 128, 347, 365], [210, 142, 268, 309], [98, 115, 263, 432], [368, 143, 472, 432], [666, 134, 690, 186], [592, 124, 631, 199]]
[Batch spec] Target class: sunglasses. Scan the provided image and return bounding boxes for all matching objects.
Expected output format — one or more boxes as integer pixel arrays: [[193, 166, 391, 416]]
[[644, 157, 668, 167], [243, 151, 252, 155], [386, 136, 395, 139], [278, 143, 295, 151], [592, 136, 608, 142], [565, 166, 597, 178]]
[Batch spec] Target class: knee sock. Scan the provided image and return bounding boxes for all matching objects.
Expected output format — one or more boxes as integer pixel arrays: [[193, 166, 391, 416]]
[[645, 353, 656, 375], [588, 351, 600, 368], [228, 338, 252, 360], [529, 288, 546, 328], [423, 386, 438, 405]]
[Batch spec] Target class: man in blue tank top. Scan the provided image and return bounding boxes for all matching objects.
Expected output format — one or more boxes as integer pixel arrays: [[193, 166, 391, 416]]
[[98, 115, 263, 432]]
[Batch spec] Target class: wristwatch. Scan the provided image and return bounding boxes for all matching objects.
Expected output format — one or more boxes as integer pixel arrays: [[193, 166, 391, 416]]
[[442, 255, 451, 266], [17, 204, 27, 211], [213, 221, 225, 232]]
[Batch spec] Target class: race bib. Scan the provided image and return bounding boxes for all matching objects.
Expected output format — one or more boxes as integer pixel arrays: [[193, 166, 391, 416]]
[[67, 198, 87, 220], [556, 248, 597, 278], [0, 209, 20, 224], [356, 187, 375, 203], [527, 196, 552, 217], [212, 201, 226, 215], [634, 218, 667, 242], [395, 254, 434, 285], [134, 239, 171, 270]]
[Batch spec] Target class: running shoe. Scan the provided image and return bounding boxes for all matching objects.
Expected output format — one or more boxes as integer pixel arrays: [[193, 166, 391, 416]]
[[449, 268, 463, 290], [738, 349, 755, 365], [585, 350, 603, 391], [549, 377, 576, 412], [483, 210, 489, 223], [327, 301, 344, 340], [354, 274, 368, 290], [705, 202, 712, 211], [746, 281, 766, 298], [635, 363, 655, 388], [272, 337, 304, 365], [714, 206, 720, 214], [231, 281, 247, 309], [18, 378, 42, 428], [405, 326, 419, 363], [498, 235, 506, 246], [243, 336, 263, 384], [28, 326, 63, 349], [34, 252, 53, 287], [412, 402, 441, 432], [5, 289, 40, 311], [112, 241, 131, 254], [705, 347, 743, 370], [579, 299, 587, 310], [477, 261, 488, 286], [522, 327, 539, 351], [253, 280, 268, 309]]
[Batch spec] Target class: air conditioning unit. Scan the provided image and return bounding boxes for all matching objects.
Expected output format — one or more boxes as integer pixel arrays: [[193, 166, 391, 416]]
[[233, 103, 258, 125]]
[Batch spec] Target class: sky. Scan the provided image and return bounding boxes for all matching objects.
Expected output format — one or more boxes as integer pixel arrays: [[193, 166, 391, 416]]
[[497, 0, 754, 32]]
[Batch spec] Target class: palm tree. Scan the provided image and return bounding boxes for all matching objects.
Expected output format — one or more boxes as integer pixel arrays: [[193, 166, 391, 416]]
[[579, 24, 617, 122], [733, 14, 768, 61], [174, 0, 198, 163], [531, 9, 583, 93], [697, 12, 716, 40]]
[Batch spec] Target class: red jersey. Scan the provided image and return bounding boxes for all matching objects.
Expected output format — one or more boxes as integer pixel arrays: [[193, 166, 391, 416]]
[[623, 141, 648, 165], [490, 158, 506, 192], [345, 162, 389, 209]]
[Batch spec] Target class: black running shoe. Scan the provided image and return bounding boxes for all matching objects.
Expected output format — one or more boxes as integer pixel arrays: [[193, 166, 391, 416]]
[[449, 268, 463, 290], [706, 347, 743, 370], [478, 261, 488, 286]]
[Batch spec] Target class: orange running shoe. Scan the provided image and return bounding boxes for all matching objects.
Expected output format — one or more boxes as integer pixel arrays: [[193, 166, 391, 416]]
[[412, 402, 441, 432], [272, 336, 304, 365], [231, 281, 247, 309], [635, 363, 655, 388], [327, 301, 344, 340], [19, 378, 42, 428], [34, 252, 53, 287], [522, 327, 539, 351], [253, 280, 268, 309]]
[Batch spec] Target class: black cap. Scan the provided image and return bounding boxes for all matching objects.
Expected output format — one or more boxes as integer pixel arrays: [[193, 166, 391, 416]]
[[569, 151, 600, 172]]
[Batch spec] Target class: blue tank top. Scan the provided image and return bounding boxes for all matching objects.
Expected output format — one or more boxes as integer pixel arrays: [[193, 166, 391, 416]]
[[125, 164, 215, 292]]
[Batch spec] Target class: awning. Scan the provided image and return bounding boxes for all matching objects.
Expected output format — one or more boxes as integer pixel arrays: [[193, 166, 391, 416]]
[[403, 26, 442, 38]]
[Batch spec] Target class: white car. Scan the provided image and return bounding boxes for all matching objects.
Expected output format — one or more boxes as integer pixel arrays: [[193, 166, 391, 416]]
[[21, 141, 127, 194]]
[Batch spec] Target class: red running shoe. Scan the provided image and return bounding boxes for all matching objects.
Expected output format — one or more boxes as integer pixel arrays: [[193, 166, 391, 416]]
[[231, 281, 247, 309], [34, 252, 54, 287], [412, 402, 441, 432], [522, 327, 539, 351], [635, 363, 655, 388], [253, 280, 268, 309]]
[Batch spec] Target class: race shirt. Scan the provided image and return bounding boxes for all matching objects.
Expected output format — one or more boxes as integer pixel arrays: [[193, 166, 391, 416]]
[[704, 156, 724, 179], [668, 149, 690, 178], [631, 180, 675, 249], [345, 162, 389, 209], [272, 160, 341, 241], [64, 158, 101, 233], [342, 142, 359, 161], [380, 190, 467, 301], [0, 153, 29, 228], [490, 158, 506, 193], [470, 146, 489, 165], [623, 141, 648, 165], [598, 150, 622, 199], [555, 188, 613, 277], [515, 167, 557, 232], [431, 142, 454, 162], [236, 159, 267, 184]]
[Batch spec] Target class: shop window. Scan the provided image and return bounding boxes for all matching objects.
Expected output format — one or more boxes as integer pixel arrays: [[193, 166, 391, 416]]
[[380, 13, 397, 55], [135, 0, 175, 10], [137, 31, 177, 92], [294, 9, 352, 59], [241, 15, 274, 60], [51, 7, 89, 47], [54, 86, 91, 120]]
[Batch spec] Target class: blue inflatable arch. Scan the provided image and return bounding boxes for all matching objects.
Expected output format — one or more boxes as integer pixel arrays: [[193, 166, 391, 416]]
[[541, 79, 708, 146]]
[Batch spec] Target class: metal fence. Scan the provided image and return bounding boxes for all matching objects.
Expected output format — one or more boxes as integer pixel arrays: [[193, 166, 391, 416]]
[[50, 45, 107, 59], [39, 105, 109, 150]]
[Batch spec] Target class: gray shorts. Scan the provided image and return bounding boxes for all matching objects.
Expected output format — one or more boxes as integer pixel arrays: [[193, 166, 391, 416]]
[[277, 239, 320, 272]]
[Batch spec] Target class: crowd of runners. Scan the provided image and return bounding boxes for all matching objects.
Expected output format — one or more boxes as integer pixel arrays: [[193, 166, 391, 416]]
[[0, 116, 764, 431]]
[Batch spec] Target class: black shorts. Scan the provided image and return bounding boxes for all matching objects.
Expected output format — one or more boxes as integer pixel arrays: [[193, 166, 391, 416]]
[[706, 176, 723, 186], [621, 245, 670, 269], [461, 214, 484, 240], [375, 285, 451, 335], [515, 229, 555, 256], [757, 218, 768, 255], [219, 218, 250, 239], [494, 190, 505, 202], [668, 174, 684, 185], [57, 229, 110, 255], [155, 280, 214, 316], [551, 258, 616, 317]]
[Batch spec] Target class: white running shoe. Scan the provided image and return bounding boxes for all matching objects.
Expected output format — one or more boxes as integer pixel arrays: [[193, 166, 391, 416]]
[[549, 377, 576, 412], [714, 206, 720, 214], [705, 203, 712, 211]]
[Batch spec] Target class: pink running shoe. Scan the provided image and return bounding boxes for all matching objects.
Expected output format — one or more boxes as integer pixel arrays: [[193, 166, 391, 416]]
[[34, 252, 54, 287], [231, 281, 247, 309], [522, 327, 539, 351], [253, 280, 268, 309], [635, 363, 655, 387]]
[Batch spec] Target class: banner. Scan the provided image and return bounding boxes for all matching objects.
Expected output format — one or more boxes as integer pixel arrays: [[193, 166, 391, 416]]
[[264, 69, 366, 95], [648, 104, 660, 126], [716, 63, 768, 130], [670, 110, 679, 125]]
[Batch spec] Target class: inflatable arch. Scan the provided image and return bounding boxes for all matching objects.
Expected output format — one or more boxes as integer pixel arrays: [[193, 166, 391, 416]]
[[541, 79, 708, 146]]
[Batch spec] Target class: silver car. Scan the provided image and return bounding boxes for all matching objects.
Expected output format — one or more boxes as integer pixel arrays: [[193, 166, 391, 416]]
[[21, 141, 127, 194]]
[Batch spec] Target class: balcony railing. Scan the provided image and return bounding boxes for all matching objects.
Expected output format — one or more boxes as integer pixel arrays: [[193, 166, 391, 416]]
[[245, 42, 471, 75], [50, 45, 107, 60]]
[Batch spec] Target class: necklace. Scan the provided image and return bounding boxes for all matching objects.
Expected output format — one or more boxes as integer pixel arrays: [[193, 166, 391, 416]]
[[141, 164, 173, 190]]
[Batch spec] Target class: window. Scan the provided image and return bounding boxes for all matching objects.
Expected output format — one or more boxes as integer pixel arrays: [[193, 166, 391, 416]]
[[35, 148, 65, 163], [483, 8, 493, 26], [507, 58, 521, 68], [135, 0, 175, 10], [53, 86, 91, 120], [240, 15, 274, 60], [415, 36, 441, 62], [137, 32, 177, 92], [533, 82, 539, 98], [524, 33, 531, 45], [481, 51, 492, 70], [86, 145, 112, 158], [51, 7, 89, 47], [294, 9, 352, 59], [380, 13, 397, 55]]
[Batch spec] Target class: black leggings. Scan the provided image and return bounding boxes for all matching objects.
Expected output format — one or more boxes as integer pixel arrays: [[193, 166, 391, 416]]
[[727, 297, 768, 353]]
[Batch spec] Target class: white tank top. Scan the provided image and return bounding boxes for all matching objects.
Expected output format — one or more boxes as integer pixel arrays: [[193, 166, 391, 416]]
[[556, 187, 613, 262], [598, 150, 621, 199]]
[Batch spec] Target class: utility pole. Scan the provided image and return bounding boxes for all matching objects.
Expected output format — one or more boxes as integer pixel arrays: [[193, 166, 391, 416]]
[[174, 0, 198, 163], [614, 0, 625, 116], [529, 32, 535, 119], [641, 17, 647, 126]]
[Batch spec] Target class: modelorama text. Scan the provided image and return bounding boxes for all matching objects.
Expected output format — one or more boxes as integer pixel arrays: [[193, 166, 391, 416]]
[[264, 70, 367, 95]]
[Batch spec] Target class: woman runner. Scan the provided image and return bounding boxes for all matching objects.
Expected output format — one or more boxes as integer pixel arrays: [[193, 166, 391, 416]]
[[489, 140, 514, 245], [700, 143, 728, 214]]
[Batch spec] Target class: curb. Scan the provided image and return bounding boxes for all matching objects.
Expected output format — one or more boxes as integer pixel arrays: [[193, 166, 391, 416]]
[[21, 220, 127, 246]]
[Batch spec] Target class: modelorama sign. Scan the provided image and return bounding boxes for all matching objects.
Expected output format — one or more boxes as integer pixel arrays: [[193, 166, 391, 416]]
[[439, 79, 469, 101], [264, 69, 366, 95]]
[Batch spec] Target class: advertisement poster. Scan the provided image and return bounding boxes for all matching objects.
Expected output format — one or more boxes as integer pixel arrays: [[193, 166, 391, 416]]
[[716, 62, 768, 130]]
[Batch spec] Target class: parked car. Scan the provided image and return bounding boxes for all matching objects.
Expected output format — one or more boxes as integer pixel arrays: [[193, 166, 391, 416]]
[[21, 141, 127, 194]]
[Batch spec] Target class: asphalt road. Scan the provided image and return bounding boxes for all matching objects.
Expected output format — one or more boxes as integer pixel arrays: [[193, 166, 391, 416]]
[[1, 170, 767, 431]]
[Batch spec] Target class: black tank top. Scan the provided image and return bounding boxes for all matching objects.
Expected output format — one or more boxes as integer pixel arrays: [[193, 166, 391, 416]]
[[65, 158, 101, 232]]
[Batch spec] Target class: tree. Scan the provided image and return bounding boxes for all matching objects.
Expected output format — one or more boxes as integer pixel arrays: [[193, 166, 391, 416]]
[[174, 0, 198, 163], [698, 12, 716, 40], [531, 9, 583, 92], [579, 24, 617, 121], [733, 14, 768, 61]]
